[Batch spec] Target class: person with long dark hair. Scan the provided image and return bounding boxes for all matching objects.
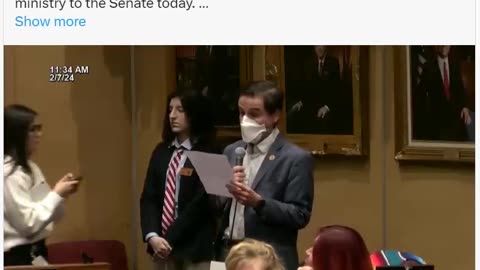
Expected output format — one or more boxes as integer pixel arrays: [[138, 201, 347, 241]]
[[140, 89, 218, 270], [312, 225, 372, 270], [4, 104, 79, 266]]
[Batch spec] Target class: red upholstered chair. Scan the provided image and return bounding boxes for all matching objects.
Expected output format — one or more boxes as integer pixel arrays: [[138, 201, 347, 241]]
[[47, 240, 128, 270]]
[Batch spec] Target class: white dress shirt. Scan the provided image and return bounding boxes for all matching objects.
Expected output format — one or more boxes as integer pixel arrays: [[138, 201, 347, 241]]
[[4, 156, 64, 252], [437, 56, 450, 86], [225, 128, 279, 240], [318, 58, 325, 74], [145, 138, 192, 242]]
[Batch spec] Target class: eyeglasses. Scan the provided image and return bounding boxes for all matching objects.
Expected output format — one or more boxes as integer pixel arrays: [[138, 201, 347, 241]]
[[29, 124, 43, 133]]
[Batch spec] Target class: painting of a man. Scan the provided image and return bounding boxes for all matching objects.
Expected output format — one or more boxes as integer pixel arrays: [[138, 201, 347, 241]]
[[285, 45, 354, 135], [411, 45, 474, 142]]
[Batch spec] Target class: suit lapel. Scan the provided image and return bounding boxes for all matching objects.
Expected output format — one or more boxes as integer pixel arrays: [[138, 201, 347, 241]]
[[159, 144, 175, 182], [177, 142, 200, 208], [156, 144, 175, 208], [251, 135, 286, 190]]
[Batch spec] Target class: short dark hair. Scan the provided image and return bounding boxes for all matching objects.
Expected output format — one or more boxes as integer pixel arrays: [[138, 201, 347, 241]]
[[162, 89, 216, 148], [240, 80, 283, 114], [4, 104, 38, 175]]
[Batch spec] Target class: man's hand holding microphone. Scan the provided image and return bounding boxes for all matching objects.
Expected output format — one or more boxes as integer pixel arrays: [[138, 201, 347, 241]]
[[226, 147, 263, 208]]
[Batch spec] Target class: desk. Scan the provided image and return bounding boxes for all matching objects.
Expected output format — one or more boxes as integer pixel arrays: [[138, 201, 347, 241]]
[[5, 263, 110, 270]]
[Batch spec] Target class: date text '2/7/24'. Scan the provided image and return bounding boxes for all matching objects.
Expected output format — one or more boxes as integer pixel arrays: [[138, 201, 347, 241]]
[[49, 66, 89, 82]]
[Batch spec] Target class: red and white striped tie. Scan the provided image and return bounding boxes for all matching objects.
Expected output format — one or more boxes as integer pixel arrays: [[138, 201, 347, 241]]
[[161, 148, 184, 235]]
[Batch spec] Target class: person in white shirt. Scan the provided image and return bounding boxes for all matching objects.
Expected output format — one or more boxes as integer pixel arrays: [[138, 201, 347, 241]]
[[4, 104, 79, 266]]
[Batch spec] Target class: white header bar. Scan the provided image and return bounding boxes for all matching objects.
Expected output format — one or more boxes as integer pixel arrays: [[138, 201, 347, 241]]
[[4, 0, 476, 45]]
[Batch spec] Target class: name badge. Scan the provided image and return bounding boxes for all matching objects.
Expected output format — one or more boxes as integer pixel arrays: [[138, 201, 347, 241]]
[[180, 168, 194, 176]]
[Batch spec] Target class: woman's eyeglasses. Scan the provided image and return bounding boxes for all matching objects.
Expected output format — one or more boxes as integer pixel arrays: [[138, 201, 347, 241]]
[[29, 124, 43, 133]]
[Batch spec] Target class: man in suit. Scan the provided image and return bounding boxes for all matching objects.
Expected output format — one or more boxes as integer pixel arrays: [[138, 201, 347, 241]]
[[216, 80, 314, 270], [419, 45, 471, 141], [289, 46, 341, 134]]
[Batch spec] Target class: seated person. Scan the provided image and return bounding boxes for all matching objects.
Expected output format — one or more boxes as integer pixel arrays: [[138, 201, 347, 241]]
[[298, 247, 313, 270], [226, 239, 285, 270], [310, 225, 373, 270]]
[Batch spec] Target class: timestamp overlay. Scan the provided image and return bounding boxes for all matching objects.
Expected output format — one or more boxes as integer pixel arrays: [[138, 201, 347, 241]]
[[49, 65, 90, 83]]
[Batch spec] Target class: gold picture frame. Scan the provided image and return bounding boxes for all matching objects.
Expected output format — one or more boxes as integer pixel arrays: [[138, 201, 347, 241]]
[[264, 46, 369, 156], [394, 46, 475, 162]]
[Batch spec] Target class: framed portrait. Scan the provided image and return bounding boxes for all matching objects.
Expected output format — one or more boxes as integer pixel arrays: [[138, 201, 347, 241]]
[[175, 46, 254, 142], [394, 45, 475, 162], [265, 46, 368, 156]]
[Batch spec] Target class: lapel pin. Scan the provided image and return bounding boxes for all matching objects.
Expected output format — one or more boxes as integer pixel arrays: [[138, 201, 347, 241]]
[[269, 154, 276, 161]]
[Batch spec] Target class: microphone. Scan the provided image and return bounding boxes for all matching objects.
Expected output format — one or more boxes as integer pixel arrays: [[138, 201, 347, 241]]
[[234, 147, 246, 166], [229, 147, 246, 241]]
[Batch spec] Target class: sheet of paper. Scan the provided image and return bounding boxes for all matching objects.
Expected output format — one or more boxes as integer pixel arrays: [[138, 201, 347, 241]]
[[186, 151, 233, 198], [210, 261, 226, 270]]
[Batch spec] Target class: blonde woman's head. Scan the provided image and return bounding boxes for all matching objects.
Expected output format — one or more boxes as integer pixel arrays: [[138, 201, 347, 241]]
[[226, 239, 285, 270]]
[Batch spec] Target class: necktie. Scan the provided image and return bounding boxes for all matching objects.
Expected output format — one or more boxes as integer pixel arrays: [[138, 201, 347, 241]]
[[443, 62, 450, 100], [161, 147, 184, 235]]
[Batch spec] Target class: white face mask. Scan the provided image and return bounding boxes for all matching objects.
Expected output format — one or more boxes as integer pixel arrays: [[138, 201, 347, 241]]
[[240, 115, 267, 144]]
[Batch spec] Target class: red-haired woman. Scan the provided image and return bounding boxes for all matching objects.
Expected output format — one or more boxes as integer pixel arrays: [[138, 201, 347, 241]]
[[312, 225, 372, 270]]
